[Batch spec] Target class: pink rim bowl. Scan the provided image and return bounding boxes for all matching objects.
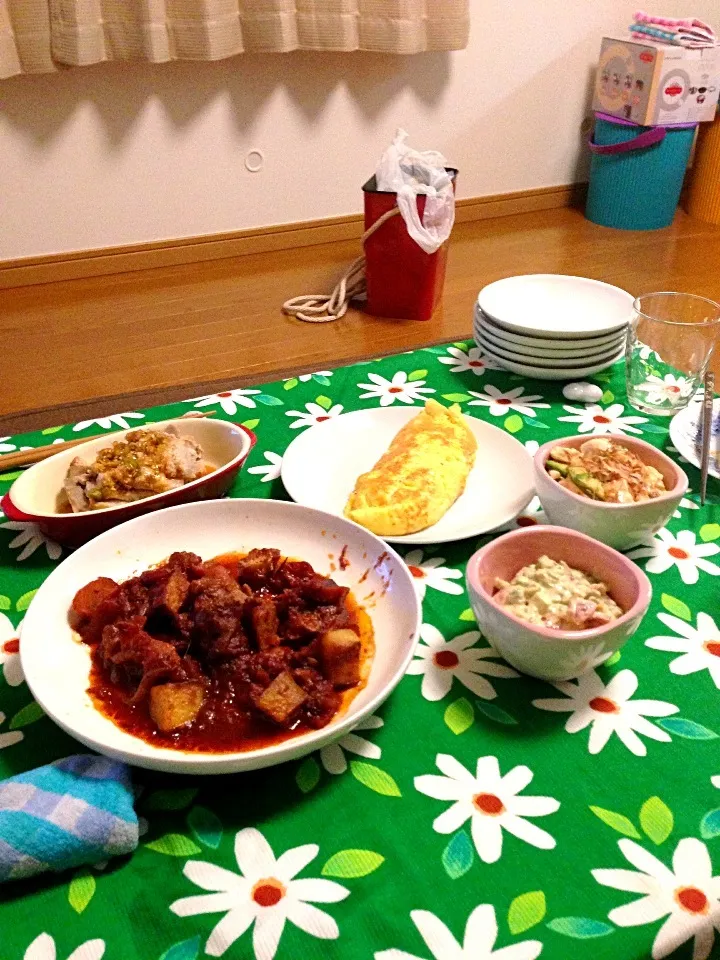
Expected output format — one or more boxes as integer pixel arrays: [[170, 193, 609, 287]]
[[466, 526, 652, 681], [533, 434, 688, 550]]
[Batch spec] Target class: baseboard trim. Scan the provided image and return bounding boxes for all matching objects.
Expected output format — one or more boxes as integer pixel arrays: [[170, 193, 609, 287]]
[[0, 183, 585, 290]]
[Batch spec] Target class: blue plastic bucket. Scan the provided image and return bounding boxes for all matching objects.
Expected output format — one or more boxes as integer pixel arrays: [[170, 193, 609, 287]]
[[586, 113, 697, 230]]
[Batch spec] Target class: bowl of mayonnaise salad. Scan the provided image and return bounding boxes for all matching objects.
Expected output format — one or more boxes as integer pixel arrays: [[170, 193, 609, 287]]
[[466, 526, 651, 681], [533, 435, 687, 551]]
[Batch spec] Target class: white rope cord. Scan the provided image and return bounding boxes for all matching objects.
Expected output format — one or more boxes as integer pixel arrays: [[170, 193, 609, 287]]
[[282, 207, 401, 323]]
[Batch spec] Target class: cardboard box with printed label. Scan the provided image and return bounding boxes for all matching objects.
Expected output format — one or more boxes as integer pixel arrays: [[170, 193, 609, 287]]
[[593, 36, 719, 125]]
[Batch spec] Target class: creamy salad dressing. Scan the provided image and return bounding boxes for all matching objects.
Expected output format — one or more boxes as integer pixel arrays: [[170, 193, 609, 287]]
[[494, 555, 623, 630]]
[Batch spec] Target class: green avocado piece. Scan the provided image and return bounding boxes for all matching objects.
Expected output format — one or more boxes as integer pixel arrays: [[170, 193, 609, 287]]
[[567, 467, 605, 500]]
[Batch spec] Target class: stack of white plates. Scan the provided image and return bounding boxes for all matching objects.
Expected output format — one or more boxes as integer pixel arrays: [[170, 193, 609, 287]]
[[473, 275, 632, 380]]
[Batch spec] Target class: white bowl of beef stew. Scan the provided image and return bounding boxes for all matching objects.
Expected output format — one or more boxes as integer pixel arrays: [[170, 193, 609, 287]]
[[20, 498, 421, 774], [1, 417, 256, 547]]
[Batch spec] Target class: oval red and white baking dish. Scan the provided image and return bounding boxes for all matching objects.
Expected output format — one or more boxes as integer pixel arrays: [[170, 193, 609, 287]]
[[1, 418, 256, 547]]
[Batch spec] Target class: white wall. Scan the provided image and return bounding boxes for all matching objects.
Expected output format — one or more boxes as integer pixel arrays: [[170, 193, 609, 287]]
[[1, 0, 716, 260]]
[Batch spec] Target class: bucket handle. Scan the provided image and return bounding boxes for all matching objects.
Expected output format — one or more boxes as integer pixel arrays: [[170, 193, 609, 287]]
[[588, 126, 667, 155]]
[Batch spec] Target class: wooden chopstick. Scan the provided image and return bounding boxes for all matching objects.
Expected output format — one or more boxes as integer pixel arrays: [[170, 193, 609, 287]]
[[0, 437, 99, 471], [0, 411, 217, 473], [700, 372, 715, 506]]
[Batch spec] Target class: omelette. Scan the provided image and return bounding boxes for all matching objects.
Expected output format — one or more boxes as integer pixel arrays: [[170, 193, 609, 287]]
[[344, 400, 477, 536]]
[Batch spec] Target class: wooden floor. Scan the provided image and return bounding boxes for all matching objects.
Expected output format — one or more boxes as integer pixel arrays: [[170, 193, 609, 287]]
[[3, 206, 720, 433]]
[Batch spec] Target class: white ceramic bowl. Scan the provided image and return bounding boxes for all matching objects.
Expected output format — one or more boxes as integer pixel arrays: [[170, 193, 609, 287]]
[[475, 313, 625, 359], [466, 526, 651, 681], [2, 418, 255, 546], [534, 435, 688, 550], [477, 274, 633, 338], [475, 330, 623, 369], [475, 338, 625, 381], [20, 498, 421, 774]]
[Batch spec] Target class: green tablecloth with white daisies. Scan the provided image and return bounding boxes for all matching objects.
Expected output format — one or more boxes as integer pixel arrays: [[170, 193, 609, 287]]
[[1, 342, 719, 960]]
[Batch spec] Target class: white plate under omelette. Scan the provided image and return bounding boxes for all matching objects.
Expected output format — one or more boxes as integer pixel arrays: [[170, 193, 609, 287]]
[[281, 408, 535, 545]]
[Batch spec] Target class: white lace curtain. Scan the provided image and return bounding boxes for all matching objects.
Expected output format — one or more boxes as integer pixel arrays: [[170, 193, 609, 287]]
[[0, 0, 470, 77]]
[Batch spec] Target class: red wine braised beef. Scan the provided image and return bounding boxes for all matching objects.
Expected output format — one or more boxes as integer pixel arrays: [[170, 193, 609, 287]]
[[70, 549, 371, 752]]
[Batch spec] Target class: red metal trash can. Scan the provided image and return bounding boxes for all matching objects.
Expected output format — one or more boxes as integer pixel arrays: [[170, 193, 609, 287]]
[[362, 169, 457, 322]]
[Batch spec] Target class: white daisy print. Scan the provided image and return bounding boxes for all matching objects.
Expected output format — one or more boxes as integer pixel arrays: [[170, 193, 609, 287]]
[[247, 452, 283, 483], [407, 624, 519, 702], [674, 494, 700, 519], [284, 371, 332, 383], [524, 440, 540, 456], [375, 902, 542, 960], [170, 827, 349, 960], [627, 528, 720, 586], [712, 776, 720, 789], [403, 549, 463, 601], [286, 402, 344, 430], [0, 712, 23, 750], [0, 521, 62, 562], [635, 373, 693, 407], [593, 837, 720, 960], [532, 669, 678, 756], [0, 437, 34, 454], [319, 715, 384, 775], [558, 402, 648, 436], [468, 385, 549, 418], [73, 412, 144, 432], [358, 371, 435, 407], [23, 934, 105, 960], [184, 389, 261, 416], [0, 614, 23, 686], [414, 754, 560, 864], [646, 612, 720, 689], [438, 346, 502, 376], [639, 344, 662, 362]]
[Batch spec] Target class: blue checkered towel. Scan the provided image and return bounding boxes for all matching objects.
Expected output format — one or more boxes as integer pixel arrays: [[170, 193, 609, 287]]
[[0, 754, 138, 881]]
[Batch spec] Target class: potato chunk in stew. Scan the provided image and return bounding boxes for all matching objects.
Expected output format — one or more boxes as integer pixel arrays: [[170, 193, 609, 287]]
[[254, 672, 308, 725], [149, 682, 205, 732], [321, 629, 362, 687]]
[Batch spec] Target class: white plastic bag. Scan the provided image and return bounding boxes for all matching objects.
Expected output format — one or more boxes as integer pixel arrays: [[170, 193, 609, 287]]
[[375, 129, 455, 255]]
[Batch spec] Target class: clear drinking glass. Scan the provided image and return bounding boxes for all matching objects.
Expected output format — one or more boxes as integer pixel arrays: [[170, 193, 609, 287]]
[[625, 292, 720, 415]]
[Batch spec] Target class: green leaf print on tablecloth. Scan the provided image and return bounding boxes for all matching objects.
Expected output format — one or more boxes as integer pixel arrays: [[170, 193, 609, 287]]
[[9, 700, 44, 729], [443, 697, 474, 735], [158, 935, 201, 960], [186, 806, 223, 850], [639, 796, 674, 845], [295, 756, 321, 794], [320, 849, 384, 878], [68, 869, 97, 915], [660, 592, 692, 621], [146, 835, 203, 857], [507, 890, 547, 935], [546, 916, 614, 939], [589, 806, 642, 839], [1, 343, 719, 960], [441, 828, 474, 880], [349, 761, 401, 797], [700, 808, 720, 839]]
